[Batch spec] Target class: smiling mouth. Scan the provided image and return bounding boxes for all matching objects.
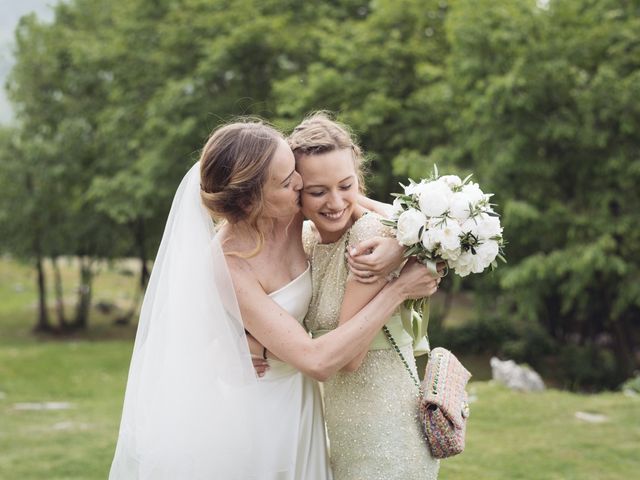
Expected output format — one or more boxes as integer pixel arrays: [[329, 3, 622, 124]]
[[320, 209, 346, 220]]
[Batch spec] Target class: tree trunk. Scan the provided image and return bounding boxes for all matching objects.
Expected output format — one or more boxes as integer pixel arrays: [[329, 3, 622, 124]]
[[73, 257, 93, 329], [27, 172, 51, 333], [116, 282, 144, 326], [52, 256, 67, 329], [115, 218, 150, 326], [33, 252, 51, 333], [140, 259, 150, 290], [612, 316, 636, 380], [136, 217, 150, 289]]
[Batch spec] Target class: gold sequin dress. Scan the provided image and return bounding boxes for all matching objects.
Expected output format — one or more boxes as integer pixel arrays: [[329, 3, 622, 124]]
[[303, 213, 440, 480]]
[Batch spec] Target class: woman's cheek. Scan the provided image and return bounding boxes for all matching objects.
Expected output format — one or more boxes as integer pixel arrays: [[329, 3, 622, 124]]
[[300, 193, 316, 215], [303, 195, 322, 215]]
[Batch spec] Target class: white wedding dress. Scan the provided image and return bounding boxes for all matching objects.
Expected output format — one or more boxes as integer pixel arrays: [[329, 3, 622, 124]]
[[109, 163, 332, 479], [254, 263, 333, 480]]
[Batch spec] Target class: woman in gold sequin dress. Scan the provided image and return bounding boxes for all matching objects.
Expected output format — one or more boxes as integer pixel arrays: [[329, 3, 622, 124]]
[[289, 114, 441, 480]]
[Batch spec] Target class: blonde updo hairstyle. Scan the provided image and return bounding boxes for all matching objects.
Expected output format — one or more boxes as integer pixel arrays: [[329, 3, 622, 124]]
[[287, 112, 367, 193], [200, 120, 284, 256]]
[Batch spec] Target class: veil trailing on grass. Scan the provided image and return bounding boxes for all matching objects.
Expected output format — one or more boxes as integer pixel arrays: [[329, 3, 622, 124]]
[[109, 162, 291, 479]]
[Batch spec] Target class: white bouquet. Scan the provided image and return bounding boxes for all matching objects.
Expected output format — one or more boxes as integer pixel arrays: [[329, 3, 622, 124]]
[[383, 167, 505, 346], [384, 166, 506, 277]]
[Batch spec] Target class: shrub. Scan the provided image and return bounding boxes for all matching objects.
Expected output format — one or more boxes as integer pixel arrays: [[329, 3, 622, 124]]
[[621, 373, 640, 394], [559, 345, 621, 392]]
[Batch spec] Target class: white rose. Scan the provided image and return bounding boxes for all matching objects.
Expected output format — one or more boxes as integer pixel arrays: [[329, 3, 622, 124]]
[[470, 253, 486, 274], [391, 197, 404, 219], [412, 181, 429, 197], [476, 213, 503, 240], [449, 191, 473, 221], [451, 251, 474, 277], [396, 208, 427, 246], [476, 240, 499, 268], [461, 216, 480, 237], [417, 181, 451, 217], [441, 246, 461, 262], [461, 182, 485, 204], [421, 228, 438, 252], [439, 175, 462, 189], [427, 216, 442, 229], [404, 182, 419, 196], [431, 220, 462, 251]]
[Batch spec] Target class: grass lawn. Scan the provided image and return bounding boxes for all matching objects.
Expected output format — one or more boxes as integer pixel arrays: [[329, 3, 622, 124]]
[[1, 256, 137, 479], [1, 257, 639, 479], [445, 383, 639, 479], [0, 341, 131, 479]]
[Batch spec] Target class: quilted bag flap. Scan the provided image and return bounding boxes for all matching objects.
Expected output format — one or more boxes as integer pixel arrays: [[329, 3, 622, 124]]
[[421, 347, 472, 429]]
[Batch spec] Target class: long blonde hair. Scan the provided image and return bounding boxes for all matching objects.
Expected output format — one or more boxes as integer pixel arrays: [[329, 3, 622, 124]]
[[199, 120, 284, 256]]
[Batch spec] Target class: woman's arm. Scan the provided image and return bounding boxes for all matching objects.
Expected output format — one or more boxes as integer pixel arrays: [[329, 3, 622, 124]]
[[228, 257, 438, 381], [358, 194, 393, 218], [335, 275, 389, 372], [338, 214, 430, 371]]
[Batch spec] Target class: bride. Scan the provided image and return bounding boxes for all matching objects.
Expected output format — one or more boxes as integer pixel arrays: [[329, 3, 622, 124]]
[[109, 120, 440, 479]]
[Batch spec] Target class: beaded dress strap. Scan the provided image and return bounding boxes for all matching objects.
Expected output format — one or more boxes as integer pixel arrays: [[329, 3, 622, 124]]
[[382, 325, 421, 389]]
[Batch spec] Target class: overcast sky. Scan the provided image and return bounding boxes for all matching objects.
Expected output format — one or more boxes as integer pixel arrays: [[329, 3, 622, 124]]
[[0, 0, 55, 125]]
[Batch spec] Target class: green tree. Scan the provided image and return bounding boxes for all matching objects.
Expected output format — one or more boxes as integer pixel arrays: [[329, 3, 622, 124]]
[[4, 0, 637, 390], [432, 0, 640, 388], [0, 128, 53, 331], [6, 6, 126, 330], [274, 0, 450, 197]]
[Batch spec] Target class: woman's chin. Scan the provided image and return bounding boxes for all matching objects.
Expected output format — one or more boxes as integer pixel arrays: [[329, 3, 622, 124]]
[[312, 214, 353, 240]]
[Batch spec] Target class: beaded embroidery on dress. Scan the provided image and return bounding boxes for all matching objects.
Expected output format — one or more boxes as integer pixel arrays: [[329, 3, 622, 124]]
[[303, 214, 439, 480]]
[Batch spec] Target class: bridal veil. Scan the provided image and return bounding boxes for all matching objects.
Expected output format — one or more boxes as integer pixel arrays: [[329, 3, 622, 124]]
[[109, 162, 291, 479]]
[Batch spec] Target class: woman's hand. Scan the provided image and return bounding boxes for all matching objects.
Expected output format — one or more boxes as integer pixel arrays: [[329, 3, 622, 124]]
[[347, 236, 405, 284], [394, 259, 442, 300], [252, 356, 269, 378], [246, 332, 269, 377]]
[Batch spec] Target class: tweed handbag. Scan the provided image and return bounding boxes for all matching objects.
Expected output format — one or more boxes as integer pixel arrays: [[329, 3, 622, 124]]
[[419, 346, 471, 458], [382, 324, 471, 459]]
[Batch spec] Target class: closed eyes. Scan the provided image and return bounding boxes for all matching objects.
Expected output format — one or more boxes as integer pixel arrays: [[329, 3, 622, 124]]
[[308, 184, 353, 196]]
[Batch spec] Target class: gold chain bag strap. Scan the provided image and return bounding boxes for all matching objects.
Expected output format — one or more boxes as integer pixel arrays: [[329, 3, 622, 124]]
[[382, 305, 471, 459]]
